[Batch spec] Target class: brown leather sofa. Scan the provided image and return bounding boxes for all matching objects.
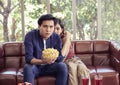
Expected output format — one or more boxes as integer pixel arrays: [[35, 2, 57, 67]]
[[0, 40, 120, 85]]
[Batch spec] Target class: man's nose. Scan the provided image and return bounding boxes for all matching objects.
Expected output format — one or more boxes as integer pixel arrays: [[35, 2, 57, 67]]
[[46, 27, 51, 32]]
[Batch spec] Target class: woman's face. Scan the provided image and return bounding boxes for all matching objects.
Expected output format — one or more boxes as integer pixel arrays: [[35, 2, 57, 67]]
[[54, 23, 63, 35]]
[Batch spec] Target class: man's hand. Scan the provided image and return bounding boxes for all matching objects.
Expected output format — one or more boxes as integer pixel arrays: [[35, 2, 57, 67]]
[[42, 48, 59, 64], [41, 58, 57, 64]]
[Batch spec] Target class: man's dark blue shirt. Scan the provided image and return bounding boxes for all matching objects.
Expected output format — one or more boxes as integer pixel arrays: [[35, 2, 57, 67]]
[[24, 29, 64, 64]]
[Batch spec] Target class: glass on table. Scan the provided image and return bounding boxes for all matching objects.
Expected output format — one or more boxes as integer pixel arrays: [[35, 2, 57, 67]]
[[81, 76, 89, 85], [94, 75, 103, 85]]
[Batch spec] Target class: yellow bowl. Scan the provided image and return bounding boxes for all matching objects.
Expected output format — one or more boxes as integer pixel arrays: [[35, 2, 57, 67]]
[[42, 48, 59, 60]]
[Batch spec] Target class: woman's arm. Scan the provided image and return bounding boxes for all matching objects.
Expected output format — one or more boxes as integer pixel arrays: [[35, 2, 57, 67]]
[[61, 31, 71, 58]]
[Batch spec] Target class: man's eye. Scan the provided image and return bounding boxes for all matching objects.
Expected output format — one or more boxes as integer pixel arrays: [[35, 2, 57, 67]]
[[50, 26, 53, 28]]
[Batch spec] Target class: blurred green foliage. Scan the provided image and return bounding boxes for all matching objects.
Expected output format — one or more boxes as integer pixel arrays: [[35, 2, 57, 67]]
[[0, 0, 120, 42]]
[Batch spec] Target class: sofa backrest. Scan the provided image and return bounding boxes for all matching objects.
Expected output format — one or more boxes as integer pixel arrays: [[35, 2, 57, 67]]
[[93, 40, 110, 66], [74, 40, 93, 66], [73, 40, 110, 66], [0, 40, 112, 70], [2, 42, 25, 69]]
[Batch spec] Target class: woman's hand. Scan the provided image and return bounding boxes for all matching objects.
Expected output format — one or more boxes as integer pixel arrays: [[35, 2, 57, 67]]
[[62, 31, 71, 44], [64, 31, 71, 39]]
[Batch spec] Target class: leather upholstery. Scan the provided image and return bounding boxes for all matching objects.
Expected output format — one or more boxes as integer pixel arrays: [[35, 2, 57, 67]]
[[0, 40, 120, 85]]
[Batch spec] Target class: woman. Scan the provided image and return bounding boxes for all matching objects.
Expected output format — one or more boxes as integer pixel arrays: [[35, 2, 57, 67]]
[[54, 18, 71, 59], [54, 18, 91, 85]]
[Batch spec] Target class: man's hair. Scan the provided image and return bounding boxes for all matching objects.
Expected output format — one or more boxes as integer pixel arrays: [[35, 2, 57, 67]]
[[38, 14, 55, 25]]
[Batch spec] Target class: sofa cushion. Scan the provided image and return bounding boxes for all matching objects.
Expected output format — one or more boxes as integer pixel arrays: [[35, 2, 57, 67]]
[[3, 43, 21, 56], [75, 41, 93, 54], [0, 74, 16, 85], [96, 66, 119, 85], [76, 54, 93, 66], [37, 76, 56, 85], [94, 41, 110, 53], [5, 57, 20, 68], [0, 68, 17, 85], [94, 54, 110, 66]]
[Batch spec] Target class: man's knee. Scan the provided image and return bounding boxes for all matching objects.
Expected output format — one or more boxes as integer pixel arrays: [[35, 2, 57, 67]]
[[24, 64, 33, 69], [58, 62, 68, 72], [24, 64, 35, 72]]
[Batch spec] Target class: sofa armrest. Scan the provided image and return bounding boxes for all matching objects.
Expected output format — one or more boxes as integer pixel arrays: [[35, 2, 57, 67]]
[[110, 41, 120, 56], [0, 44, 4, 71], [110, 41, 120, 50], [110, 57, 120, 73], [0, 58, 4, 71]]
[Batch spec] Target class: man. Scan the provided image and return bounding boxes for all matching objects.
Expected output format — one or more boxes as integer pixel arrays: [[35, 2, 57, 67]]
[[23, 14, 68, 85]]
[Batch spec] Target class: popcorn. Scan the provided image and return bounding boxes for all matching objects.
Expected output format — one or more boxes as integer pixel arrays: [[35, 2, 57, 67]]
[[42, 48, 59, 60]]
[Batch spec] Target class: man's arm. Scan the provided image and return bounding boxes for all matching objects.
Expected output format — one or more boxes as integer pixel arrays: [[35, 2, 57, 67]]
[[24, 32, 35, 64]]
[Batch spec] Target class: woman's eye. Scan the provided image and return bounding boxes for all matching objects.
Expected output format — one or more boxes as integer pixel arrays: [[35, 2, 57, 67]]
[[56, 27, 60, 30]]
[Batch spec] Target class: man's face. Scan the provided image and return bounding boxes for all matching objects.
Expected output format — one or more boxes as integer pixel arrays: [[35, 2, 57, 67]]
[[38, 20, 54, 40]]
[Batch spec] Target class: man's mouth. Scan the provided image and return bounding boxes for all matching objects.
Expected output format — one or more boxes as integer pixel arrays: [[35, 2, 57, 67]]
[[46, 33, 50, 35]]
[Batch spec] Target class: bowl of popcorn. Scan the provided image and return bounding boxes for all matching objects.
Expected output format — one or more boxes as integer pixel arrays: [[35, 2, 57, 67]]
[[42, 48, 59, 60]]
